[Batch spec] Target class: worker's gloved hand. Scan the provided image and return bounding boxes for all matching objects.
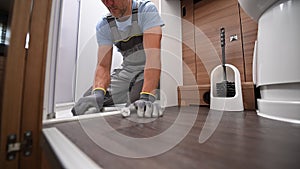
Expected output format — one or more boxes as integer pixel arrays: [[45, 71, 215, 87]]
[[71, 89, 105, 116], [133, 93, 163, 118]]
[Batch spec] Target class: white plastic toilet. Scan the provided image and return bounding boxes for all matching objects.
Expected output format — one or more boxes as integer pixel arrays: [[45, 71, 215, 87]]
[[210, 64, 244, 111], [239, 0, 300, 123]]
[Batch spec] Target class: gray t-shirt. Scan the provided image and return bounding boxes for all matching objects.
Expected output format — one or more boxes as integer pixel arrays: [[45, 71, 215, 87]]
[[96, 0, 164, 46]]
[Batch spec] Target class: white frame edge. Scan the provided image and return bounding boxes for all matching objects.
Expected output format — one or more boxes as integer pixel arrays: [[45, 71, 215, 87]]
[[43, 127, 103, 169]]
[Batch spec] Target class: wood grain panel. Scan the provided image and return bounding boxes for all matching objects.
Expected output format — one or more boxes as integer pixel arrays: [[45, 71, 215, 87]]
[[241, 82, 255, 110], [0, 56, 6, 115], [178, 85, 200, 106], [178, 84, 210, 106], [0, 1, 32, 167], [20, 0, 52, 168], [182, 44, 197, 85], [239, 6, 258, 82], [177, 82, 255, 109], [181, 0, 197, 85], [194, 0, 245, 85]]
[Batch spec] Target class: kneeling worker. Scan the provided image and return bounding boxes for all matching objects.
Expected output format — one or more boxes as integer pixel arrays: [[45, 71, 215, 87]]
[[72, 0, 164, 117]]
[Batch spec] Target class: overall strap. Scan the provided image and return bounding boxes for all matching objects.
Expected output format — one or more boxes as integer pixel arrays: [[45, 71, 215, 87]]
[[131, 0, 139, 24], [106, 14, 122, 42], [106, 0, 143, 42]]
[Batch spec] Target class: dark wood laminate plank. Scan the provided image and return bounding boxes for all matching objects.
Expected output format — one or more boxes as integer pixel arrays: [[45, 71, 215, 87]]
[[44, 107, 300, 169]]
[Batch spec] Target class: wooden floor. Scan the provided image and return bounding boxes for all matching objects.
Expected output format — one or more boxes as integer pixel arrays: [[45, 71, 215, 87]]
[[44, 106, 300, 169]]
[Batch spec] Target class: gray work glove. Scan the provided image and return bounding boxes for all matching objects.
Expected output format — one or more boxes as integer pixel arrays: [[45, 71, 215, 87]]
[[71, 89, 105, 116], [122, 93, 163, 118]]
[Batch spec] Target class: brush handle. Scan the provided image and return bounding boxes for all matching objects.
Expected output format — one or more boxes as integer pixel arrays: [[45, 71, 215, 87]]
[[220, 27, 227, 81]]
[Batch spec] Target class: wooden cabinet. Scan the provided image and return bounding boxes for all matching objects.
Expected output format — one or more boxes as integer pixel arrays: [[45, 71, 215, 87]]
[[0, 56, 5, 112], [0, 0, 52, 168], [180, 0, 258, 109], [194, 0, 245, 84], [181, 0, 258, 84]]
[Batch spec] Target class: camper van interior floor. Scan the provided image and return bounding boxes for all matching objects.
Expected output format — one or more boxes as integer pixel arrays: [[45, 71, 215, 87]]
[[43, 106, 300, 169]]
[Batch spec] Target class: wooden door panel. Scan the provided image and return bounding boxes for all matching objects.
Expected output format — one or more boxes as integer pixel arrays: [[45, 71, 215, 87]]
[[194, 0, 245, 85], [19, 0, 52, 168], [0, 0, 32, 167], [0, 0, 52, 168]]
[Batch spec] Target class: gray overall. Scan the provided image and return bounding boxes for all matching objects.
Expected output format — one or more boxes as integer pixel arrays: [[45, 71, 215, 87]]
[[85, 1, 146, 106]]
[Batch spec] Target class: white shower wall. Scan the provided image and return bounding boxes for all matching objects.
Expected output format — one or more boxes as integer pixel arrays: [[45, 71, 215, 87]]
[[160, 0, 183, 107], [75, 0, 122, 101]]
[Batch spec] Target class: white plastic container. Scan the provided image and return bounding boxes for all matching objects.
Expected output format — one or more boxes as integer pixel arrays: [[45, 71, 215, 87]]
[[239, 0, 300, 123], [210, 64, 244, 111]]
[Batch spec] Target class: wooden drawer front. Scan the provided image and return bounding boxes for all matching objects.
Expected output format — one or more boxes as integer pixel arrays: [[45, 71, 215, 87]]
[[178, 85, 210, 106], [178, 83, 255, 110]]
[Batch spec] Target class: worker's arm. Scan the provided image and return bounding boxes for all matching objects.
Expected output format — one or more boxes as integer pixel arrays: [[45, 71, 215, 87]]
[[125, 26, 163, 118], [72, 45, 113, 116], [93, 45, 113, 91], [142, 26, 162, 95]]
